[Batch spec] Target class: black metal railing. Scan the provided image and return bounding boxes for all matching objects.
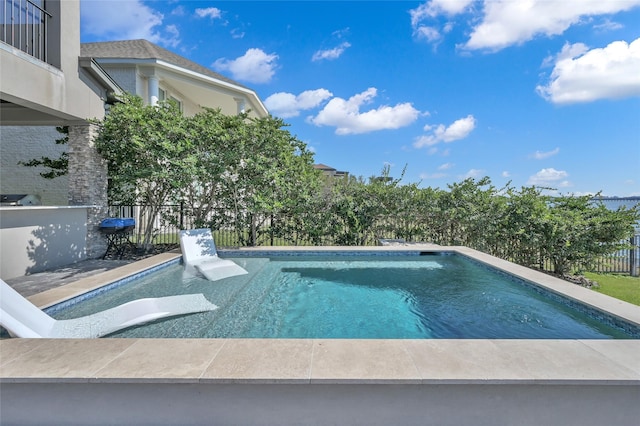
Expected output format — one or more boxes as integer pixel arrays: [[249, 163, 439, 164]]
[[108, 204, 640, 276], [590, 234, 639, 275], [1, 0, 50, 63]]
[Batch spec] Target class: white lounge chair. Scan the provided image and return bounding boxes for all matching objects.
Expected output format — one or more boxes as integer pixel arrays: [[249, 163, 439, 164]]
[[0, 279, 217, 338], [179, 228, 248, 282]]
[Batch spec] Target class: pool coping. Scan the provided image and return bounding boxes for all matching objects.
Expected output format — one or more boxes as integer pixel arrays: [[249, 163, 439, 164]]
[[1, 246, 639, 386]]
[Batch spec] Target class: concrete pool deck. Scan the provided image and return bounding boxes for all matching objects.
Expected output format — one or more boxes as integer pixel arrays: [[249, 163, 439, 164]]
[[1, 246, 639, 425]]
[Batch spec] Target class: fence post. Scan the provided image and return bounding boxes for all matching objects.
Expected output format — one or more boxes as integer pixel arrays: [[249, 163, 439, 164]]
[[631, 235, 638, 277], [270, 214, 274, 246], [179, 201, 184, 230]]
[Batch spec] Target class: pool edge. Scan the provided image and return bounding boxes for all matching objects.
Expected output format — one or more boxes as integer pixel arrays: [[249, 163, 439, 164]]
[[2, 247, 639, 425]]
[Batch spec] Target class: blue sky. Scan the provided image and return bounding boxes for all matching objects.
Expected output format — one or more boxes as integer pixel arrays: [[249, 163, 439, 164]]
[[81, 0, 640, 196]]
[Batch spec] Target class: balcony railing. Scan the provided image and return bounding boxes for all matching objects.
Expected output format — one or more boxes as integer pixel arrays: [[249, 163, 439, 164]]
[[1, 0, 50, 63]]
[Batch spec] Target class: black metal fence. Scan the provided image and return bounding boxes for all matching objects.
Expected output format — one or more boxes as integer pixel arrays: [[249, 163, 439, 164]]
[[1, 0, 51, 63], [108, 204, 640, 276], [590, 234, 639, 275]]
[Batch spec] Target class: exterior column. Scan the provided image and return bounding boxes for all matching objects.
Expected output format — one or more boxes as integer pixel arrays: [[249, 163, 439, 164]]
[[148, 75, 159, 106], [68, 123, 108, 259]]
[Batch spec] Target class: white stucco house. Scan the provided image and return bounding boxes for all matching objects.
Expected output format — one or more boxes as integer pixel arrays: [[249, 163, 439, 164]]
[[0, 0, 268, 278], [1, 38, 268, 206], [1, 0, 118, 277], [1, 0, 118, 205], [80, 39, 268, 119]]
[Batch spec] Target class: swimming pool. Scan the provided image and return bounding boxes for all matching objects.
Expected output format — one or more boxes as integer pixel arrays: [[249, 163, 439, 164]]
[[49, 250, 639, 339]]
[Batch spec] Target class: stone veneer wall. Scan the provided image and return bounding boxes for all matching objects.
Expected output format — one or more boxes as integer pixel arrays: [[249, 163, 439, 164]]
[[67, 124, 109, 258]]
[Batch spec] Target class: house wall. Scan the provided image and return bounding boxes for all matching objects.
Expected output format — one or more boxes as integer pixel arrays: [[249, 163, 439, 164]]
[[101, 66, 137, 94], [0, 206, 89, 279], [89, 64, 224, 116], [204, 94, 240, 116], [1, 383, 638, 426], [0, 126, 109, 273], [0, 126, 69, 206], [160, 82, 200, 116], [0, 1, 106, 124], [135, 71, 147, 102]]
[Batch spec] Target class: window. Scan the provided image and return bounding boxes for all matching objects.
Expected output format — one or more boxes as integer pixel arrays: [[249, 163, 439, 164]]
[[169, 95, 183, 112], [158, 88, 182, 112]]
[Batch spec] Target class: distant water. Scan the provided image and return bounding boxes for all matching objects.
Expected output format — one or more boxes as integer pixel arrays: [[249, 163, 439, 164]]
[[594, 197, 640, 211], [593, 197, 640, 230]]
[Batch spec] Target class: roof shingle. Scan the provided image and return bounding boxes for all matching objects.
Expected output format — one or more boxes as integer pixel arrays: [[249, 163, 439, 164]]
[[80, 39, 247, 89]]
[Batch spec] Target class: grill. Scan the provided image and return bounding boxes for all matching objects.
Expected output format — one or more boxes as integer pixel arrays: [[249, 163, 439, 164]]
[[100, 218, 136, 258], [99, 217, 135, 234]]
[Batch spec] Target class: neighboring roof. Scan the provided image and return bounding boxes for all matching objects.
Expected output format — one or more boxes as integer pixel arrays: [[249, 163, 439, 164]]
[[314, 164, 349, 177], [314, 164, 336, 171], [80, 39, 247, 89]]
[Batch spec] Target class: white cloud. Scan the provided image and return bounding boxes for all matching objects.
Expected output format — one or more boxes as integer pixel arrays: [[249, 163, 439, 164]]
[[414, 114, 476, 148], [195, 7, 223, 20], [537, 38, 640, 104], [213, 48, 278, 84], [161, 25, 180, 48], [264, 89, 333, 118], [312, 42, 351, 61], [81, 0, 179, 47], [171, 6, 186, 17], [462, 169, 485, 179], [410, 0, 473, 25], [231, 28, 245, 39], [540, 42, 589, 67], [420, 172, 447, 179], [594, 18, 624, 32], [565, 191, 591, 196], [410, 1, 640, 52], [464, 0, 640, 51], [410, 0, 473, 43], [530, 147, 560, 160], [308, 88, 420, 135], [438, 162, 454, 170], [332, 28, 350, 38], [501, 171, 511, 178], [527, 168, 572, 187], [414, 136, 437, 148], [414, 26, 442, 43]]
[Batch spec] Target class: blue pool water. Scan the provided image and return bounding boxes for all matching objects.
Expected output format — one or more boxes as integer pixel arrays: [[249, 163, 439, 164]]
[[51, 253, 636, 339]]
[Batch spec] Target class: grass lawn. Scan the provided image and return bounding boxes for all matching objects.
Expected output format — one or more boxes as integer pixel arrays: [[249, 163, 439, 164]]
[[585, 272, 640, 306]]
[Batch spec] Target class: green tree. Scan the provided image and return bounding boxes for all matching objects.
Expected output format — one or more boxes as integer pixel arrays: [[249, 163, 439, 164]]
[[94, 95, 320, 248], [180, 108, 245, 229], [325, 167, 400, 246], [501, 185, 549, 268], [287, 173, 338, 245], [381, 180, 429, 242], [210, 115, 319, 246], [540, 194, 638, 275], [91, 93, 638, 272], [93, 95, 195, 248], [433, 177, 503, 247]]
